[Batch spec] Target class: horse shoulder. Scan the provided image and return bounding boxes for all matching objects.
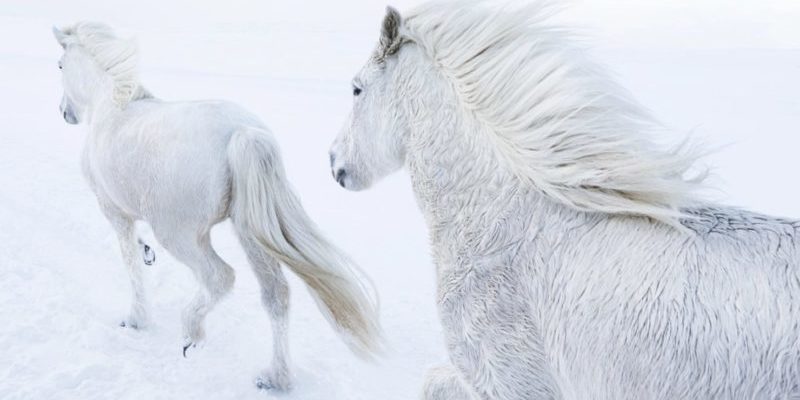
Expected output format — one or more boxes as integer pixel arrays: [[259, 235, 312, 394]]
[[435, 242, 559, 398]]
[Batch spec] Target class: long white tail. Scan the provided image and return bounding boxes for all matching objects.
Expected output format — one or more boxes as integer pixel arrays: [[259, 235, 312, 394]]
[[227, 128, 382, 358]]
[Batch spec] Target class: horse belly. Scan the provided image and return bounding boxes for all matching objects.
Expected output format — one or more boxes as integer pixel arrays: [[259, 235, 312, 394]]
[[86, 139, 228, 224], [87, 158, 152, 218]]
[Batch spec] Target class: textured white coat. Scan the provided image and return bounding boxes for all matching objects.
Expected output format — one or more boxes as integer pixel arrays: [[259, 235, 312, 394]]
[[52, 22, 381, 391], [330, 2, 800, 398]]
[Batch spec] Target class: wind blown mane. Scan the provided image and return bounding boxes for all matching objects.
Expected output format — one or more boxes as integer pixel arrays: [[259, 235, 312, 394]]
[[60, 22, 151, 107], [400, 1, 707, 226]]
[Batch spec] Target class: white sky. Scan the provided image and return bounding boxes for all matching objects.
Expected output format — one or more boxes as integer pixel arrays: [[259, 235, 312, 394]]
[[560, 0, 800, 49], [4, 0, 799, 51]]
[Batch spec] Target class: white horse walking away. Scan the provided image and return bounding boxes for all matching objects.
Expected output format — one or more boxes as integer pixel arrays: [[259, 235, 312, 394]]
[[52, 22, 381, 390], [330, 2, 800, 399]]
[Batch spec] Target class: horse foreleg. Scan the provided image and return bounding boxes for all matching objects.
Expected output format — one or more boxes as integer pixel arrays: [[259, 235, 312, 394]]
[[423, 365, 479, 400], [97, 199, 149, 329], [439, 266, 562, 399]]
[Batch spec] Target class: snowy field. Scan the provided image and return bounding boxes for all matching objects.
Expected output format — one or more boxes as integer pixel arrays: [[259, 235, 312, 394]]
[[1, 1, 799, 399]]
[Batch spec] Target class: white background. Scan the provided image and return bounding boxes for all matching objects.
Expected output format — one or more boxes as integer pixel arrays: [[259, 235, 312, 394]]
[[1, 1, 799, 399]]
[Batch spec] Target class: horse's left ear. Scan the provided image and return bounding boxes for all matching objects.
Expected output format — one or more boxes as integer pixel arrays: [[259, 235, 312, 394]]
[[379, 6, 405, 58], [52, 26, 70, 49], [381, 6, 402, 44]]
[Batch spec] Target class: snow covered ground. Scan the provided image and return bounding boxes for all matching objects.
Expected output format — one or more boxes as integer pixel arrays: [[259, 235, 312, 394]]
[[1, 1, 798, 399]]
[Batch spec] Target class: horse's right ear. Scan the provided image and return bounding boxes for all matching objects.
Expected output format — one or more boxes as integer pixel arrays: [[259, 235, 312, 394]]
[[52, 26, 70, 48]]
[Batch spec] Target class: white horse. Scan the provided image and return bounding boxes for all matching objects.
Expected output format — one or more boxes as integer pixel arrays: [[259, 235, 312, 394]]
[[330, 2, 800, 399], [52, 22, 381, 390]]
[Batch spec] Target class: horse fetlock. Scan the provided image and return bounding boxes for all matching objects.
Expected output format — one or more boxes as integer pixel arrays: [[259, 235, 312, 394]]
[[119, 320, 139, 330], [120, 308, 148, 330], [181, 317, 205, 342], [182, 338, 195, 358], [181, 335, 206, 358], [255, 367, 292, 392], [141, 243, 156, 265]]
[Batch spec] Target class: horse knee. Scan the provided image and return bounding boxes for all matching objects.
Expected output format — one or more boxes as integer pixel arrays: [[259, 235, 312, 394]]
[[262, 293, 288, 322], [248, 258, 289, 316], [260, 270, 288, 303], [158, 232, 235, 298], [209, 264, 235, 298]]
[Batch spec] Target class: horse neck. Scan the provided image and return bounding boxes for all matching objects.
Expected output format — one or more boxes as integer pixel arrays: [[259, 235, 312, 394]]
[[82, 76, 120, 127], [397, 50, 563, 251], [80, 64, 146, 128]]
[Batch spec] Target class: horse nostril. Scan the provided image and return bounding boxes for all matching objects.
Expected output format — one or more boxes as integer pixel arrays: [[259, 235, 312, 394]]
[[329, 152, 336, 168], [335, 168, 347, 187], [63, 111, 67, 120]]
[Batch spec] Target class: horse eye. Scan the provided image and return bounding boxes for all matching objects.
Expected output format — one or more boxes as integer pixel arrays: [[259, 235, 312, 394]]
[[353, 86, 362, 96], [58, 62, 62, 70]]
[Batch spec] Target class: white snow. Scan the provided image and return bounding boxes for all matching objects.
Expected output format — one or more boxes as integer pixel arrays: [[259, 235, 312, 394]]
[[1, 1, 799, 399]]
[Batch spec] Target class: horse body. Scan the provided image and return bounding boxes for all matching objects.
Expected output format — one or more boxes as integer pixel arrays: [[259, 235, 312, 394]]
[[405, 58, 800, 397], [331, 2, 800, 398], [84, 99, 255, 226], [54, 23, 380, 391], [426, 181, 800, 399]]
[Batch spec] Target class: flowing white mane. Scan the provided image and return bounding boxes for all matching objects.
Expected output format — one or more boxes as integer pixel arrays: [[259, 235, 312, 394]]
[[400, 1, 707, 225], [60, 22, 150, 106]]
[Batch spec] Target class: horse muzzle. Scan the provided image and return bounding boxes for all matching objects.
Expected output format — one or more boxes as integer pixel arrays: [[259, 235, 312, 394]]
[[61, 108, 78, 125]]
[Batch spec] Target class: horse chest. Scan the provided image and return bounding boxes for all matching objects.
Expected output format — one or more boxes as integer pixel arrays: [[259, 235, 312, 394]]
[[436, 259, 536, 356]]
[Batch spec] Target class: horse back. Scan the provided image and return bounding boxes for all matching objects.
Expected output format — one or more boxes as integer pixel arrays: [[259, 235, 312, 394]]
[[85, 99, 268, 226]]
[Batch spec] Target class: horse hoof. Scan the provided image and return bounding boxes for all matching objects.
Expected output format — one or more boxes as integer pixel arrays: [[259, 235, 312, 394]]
[[255, 370, 292, 391], [182, 342, 195, 358], [120, 320, 139, 330], [142, 244, 156, 266]]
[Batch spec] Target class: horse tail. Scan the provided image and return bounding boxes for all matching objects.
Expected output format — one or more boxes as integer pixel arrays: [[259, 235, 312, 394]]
[[226, 128, 382, 358]]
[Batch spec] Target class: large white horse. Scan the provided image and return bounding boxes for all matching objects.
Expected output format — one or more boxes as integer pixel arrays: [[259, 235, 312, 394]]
[[52, 22, 381, 390], [330, 2, 800, 399]]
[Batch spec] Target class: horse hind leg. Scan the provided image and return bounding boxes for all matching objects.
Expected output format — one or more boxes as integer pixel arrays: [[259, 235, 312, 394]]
[[155, 228, 235, 355], [238, 235, 291, 391]]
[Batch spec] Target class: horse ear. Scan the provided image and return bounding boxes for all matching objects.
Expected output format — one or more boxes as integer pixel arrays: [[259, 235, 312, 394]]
[[379, 6, 405, 58], [52, 26, 69, 48], [381, 6, 402, 43]]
